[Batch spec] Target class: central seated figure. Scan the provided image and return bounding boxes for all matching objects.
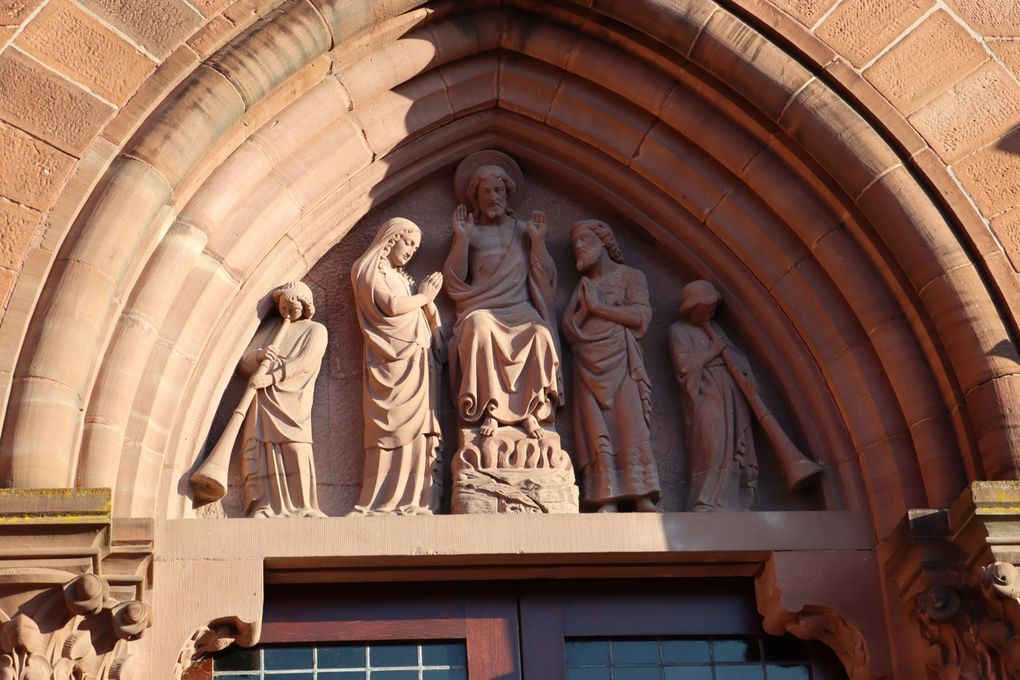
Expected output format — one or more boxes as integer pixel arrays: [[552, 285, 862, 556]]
[[443, 153, 562, 438], [443, 151, 577, 514]]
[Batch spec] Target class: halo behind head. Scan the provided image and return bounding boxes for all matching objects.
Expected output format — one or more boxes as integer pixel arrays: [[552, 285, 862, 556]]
[[454, 150, 525, 211]]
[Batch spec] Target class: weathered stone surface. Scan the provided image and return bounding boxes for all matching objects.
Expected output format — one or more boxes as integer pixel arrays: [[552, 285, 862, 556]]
[[0, 0, 43, 26], [0, 47, 115, 156], [0, 197, 38, 269], [80, 0, 203, 59], [863, 10, 987, 115], [991, 39, 1020, 80], [0, 120, 75, 211], [815, 0, 931, 68], [768, 0, 839, 26], [17, 0, 156, 105], [944, 0, 1020, 38], [990, 207, 1020, 272], [910, 60, 1020, 163], [953, 126, 1020, 218]]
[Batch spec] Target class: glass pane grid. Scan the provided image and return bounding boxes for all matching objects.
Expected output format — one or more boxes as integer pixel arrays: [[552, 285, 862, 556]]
[[213, 642, 466, 679], [565, 636, 811, 680]]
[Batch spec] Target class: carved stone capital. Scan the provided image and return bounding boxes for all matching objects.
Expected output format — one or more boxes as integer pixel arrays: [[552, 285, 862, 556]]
[[0, 490, 153, 680]]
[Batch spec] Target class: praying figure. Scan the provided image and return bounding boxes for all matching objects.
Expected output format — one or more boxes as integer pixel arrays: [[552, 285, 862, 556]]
[[350, 218, 444, 515], [563, 219, 659, 512]]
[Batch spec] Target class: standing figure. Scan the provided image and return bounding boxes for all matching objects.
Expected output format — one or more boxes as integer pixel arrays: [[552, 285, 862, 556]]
[[351, 218, 444, 515], [238, 281, 328, 518], [669, 280, 758, 511], [563, 220, 659, 512], [444, 153, 562, 438]]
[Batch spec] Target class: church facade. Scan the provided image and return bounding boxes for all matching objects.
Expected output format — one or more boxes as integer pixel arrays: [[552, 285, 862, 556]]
[[1, 0, 1020, 677]]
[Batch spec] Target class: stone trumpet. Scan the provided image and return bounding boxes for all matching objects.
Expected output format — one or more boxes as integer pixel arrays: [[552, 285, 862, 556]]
[[701, 323, 824, 491], [190, 317, 293, 504]]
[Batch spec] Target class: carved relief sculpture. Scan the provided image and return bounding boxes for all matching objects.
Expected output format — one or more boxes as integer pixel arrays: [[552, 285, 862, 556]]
[[350, 218, 444, 515], [562, 219, 660, 512], [670, 280, 822, 511], [192, 282, 328, 516], [444, 151, 578, 513]]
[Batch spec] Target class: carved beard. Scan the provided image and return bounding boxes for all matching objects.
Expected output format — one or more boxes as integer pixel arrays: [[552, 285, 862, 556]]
[[575, 248, 600, 272], [482, 200, 505, 220]]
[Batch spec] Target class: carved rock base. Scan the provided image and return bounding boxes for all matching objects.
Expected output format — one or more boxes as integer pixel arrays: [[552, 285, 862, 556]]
[[450, 426, 579, 514]]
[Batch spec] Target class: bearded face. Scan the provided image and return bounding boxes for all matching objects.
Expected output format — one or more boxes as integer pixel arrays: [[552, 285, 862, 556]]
[[476, 175, 508, 221], [572, 224, 603, 272]]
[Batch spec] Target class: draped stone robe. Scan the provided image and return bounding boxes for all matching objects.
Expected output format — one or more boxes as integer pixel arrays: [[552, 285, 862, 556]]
[[444, 220, 562, 427], [563, 265, 659, 507], [238, 317, 327, 517]]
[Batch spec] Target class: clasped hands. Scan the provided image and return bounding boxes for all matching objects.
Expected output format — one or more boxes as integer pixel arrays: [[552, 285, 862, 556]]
[[249, 345, 280, 389]]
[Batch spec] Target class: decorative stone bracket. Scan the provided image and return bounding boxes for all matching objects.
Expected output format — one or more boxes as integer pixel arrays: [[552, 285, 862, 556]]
[[0, 490, 153, 680], [886, 482, 1020, 680], [754, 550, 891, 680], [173, 616, 260, 679]]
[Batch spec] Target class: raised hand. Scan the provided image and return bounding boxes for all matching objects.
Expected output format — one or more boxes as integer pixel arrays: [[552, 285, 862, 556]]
[[452, 204, 475, 241], [419, 271, 443, 302], [528, 210, 548, 240]]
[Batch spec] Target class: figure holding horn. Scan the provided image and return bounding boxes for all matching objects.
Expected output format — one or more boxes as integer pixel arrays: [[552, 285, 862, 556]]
[[192, 281, 328, 517], [670, 280, 822, 512]]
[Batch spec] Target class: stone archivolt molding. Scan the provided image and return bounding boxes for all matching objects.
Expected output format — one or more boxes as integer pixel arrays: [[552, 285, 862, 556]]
[[0, 0, 1010, 532]]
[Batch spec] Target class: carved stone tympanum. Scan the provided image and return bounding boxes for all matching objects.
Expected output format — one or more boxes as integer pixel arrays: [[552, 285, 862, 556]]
[[444, 151, 578, 514], [350, 218, 444, 515], [563, 219, 660, 512]]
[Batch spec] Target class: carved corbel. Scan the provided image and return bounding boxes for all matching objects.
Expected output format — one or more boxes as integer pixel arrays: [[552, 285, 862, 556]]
[[173, 616, 260, 679], [755, 551, 890, 680]]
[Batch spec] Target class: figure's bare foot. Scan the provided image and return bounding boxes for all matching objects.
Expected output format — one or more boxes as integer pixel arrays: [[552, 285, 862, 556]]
[[597, 502, 618, 513], [480, 416, 498, 437], [523, 415, 544, 439], [634, 497, 659, 513]]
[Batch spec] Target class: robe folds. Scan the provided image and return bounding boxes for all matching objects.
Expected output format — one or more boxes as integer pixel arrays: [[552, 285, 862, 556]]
[[670, 321, 758, 511], [563, 266, 659, 507], [352, 231, 442, 515], [444, 221, 562, 426], [238, 317, 327, 518]]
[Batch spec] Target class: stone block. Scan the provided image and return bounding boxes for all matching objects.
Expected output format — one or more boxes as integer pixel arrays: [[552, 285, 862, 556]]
[[0, 266, 14, 312], [16, 0, 156, 105], [944, 0, 1020, 38], [186, 15, 236, 59], [1, 0, 41, 26], [991, 40, 1020, 80], [591, 0, 717, 57], [863, 10, 987, 115], [815, 0, 931, 68], [768, 0, 839, 26], [497, 53, 560, 122], [189, 0, 232, 18], [909, 60, 1020, 163], [0, 121, 75, 211], [80, 0, 203, 59], [0, 47, 115, 156], [440, 54, 498, 116], [953, 125, 1020, 218], [0, 197, 37, 270], [990, 207, 1020, 272]]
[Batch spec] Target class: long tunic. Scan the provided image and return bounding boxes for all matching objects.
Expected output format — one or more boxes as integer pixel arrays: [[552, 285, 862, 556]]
[[669, 320, 758, 511], [563, 266, 659, 507], [238, 317, 327, 518], [352, 257, 442, 515], [444, 221, 562, 425]]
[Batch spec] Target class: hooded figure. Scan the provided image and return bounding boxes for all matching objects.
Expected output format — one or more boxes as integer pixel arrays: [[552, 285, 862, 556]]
[[351, 218, 444, 515]]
